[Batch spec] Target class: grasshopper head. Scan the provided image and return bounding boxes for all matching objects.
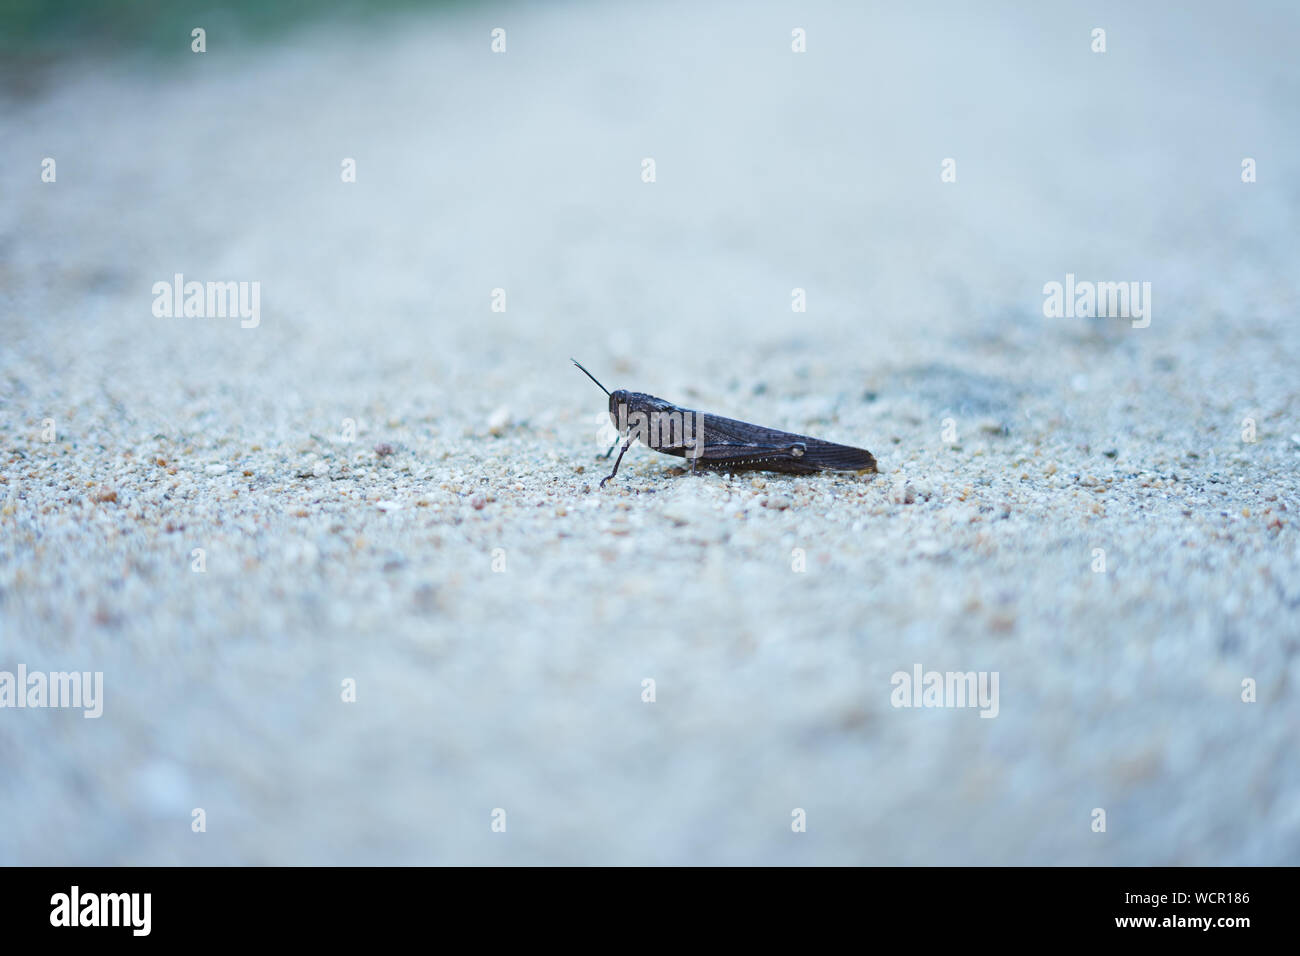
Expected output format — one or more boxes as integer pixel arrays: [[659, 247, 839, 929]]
[[608, 389, 631, 430]]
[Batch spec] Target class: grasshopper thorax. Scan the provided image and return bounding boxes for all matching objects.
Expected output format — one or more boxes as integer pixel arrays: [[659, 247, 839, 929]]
[[609, 391, 687, 446]]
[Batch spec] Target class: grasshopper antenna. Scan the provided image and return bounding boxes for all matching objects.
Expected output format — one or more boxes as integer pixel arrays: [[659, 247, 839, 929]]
[[571, 358, 611, 396]]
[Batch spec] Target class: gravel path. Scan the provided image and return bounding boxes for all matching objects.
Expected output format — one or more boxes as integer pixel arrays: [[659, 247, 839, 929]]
[[2, 1, 1298, 864]]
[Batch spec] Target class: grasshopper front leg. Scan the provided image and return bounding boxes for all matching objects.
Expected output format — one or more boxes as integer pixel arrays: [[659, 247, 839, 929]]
[[599, 436, 635, 488]]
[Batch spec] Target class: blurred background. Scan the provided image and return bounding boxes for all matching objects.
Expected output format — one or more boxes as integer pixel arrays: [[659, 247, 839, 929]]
[[1, 1, 1297, 864]]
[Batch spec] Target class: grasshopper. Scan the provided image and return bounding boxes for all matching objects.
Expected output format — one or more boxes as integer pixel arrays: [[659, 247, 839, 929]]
[[573, 360, 877, 487]]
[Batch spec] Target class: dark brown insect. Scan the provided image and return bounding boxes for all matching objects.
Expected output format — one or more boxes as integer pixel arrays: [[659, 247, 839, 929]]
[[572, 360, 877, 487]]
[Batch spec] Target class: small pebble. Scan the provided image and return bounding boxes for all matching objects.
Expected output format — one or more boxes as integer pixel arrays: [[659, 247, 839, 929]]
[[890, 478, 916, 505], [487, 407, 511, 435]]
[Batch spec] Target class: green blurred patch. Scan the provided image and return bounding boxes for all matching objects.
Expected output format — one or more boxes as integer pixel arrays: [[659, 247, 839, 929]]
[[0, 0, 458, 59]]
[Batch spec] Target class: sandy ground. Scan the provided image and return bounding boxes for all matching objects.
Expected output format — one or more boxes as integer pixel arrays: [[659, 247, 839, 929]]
[[2, 1, 1298, 864]]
